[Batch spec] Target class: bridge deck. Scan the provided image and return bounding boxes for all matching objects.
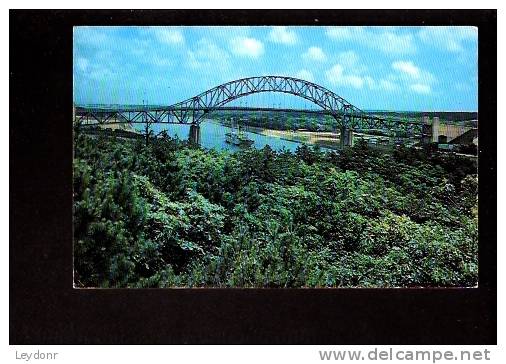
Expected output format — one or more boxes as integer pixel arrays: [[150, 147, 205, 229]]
[[74, 105, 426, 134]]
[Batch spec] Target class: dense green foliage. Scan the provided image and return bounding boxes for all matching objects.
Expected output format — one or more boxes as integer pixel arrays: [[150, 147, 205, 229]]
[[73, 133, 478, 288]]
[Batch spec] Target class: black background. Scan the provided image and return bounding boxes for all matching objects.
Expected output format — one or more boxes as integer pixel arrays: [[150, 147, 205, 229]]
[[10, 9, 497, 344]]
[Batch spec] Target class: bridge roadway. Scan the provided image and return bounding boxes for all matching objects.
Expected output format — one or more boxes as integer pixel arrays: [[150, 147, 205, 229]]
[[73, 75, 433, 147], [78, 105, 333, 114]]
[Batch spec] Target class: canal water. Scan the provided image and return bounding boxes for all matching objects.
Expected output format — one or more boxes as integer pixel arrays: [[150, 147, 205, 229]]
[[141, 119, 308, 152]]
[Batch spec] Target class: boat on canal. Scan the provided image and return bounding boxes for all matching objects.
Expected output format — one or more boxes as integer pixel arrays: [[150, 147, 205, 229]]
[[225, 119, 254, 147]]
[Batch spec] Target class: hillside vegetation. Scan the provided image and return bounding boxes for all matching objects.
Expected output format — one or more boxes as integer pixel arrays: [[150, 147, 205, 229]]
[[73, 133, 478, 288]]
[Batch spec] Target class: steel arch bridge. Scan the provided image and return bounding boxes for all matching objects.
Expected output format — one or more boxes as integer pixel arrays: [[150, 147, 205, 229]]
[[74, 75, 428, 137]]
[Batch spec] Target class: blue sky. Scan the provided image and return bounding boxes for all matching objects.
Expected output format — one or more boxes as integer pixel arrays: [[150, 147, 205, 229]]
[[74, 26, 478, 111]]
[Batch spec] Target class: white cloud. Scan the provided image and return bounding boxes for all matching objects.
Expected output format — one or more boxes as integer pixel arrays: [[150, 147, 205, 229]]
[[360, 76, 399, 92], [325, 64, 365, 89], [268, 26, 297, 45], [295, 69, 315, 82], [336, 51, 362, 70], [344, 75, 365, 89], [325, 26, 417, 55], [392, 61, 420, 78], [331, 51, 368, 78], [230, 36, 264, 58], [410, 83, 431, 94], [74, 51, 118, 82], [391, 60, 435, 94], [378, 32, 417, 54], [151, 27, 184, 45], [303, 46, 326, 62], [324, 51, 400, 92], [75, 57, 89, 72], [326, 64, 344, 78], [188, 38, 229, 69], [418, 26, 477, 52]]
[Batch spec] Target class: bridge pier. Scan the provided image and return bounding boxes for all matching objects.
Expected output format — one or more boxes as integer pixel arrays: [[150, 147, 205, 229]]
[[420, 115, 441, 144], [189, 124, 201, 145], [432, 116, 440, 143], [340, 127, 353, 148], [421, 116, 432, 144]]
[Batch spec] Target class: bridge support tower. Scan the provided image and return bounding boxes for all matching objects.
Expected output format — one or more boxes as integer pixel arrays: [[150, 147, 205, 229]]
[[432, 116, 440, 143], [340, 127, 354, 148], [189, 124, 201, 145], [421, 116, 432, 144]]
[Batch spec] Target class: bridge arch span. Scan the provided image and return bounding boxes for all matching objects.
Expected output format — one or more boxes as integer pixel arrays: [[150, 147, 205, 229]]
[[75, 75, 428, 142], [168, 76, 365, 125]]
